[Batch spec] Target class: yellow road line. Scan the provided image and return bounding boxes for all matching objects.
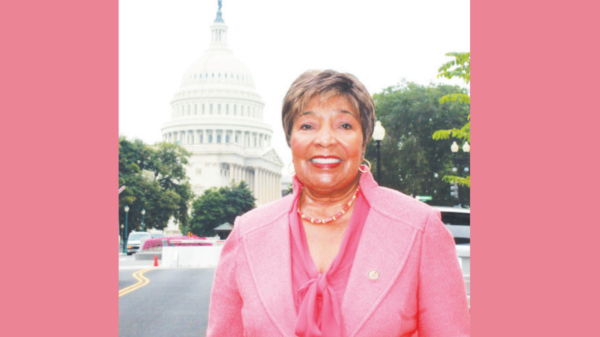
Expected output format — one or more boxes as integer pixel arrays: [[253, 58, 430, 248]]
[[119, 269, 153, 297]]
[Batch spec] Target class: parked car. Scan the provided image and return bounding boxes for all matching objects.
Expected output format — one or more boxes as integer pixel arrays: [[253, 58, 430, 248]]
[[431, 206, 470, 245], [431, 206, 470, 306], [126, 232, 151, 255]]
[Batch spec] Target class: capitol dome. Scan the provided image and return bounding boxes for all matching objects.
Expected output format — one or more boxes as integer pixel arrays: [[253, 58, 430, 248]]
[[180, 48, 256, 89], [161, 3, 283, 206]]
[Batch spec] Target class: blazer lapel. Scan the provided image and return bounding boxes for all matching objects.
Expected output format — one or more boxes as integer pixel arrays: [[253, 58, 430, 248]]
[[242, 209, 297, 335], [341, 172, 419, 337]]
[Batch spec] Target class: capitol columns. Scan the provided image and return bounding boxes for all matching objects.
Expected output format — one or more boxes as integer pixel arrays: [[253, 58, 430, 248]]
[[267, 170, 272, 202], [269, 172, 275, 200], [277, 173, 281, 199], [259, 167, 265, 204], [264, 169, 268, 203], [257, 167, 261, 204], [268, 170, 272, 202], [253, 166, 259, 203], [228, 163, 233, 184]]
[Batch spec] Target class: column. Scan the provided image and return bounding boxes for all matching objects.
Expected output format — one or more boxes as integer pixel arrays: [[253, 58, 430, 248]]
[[277, 173, 281, 199], [254, 167, 260, 204], [264, 170, 268, 203], [262, 168, 267, 204], [265, 170, 271, 202], [228, 163, 232, 184], [270, 172, 274, 201], [257, 168, 262, 204], [254, 167, 264, 205], [267, 170, 272, 203]]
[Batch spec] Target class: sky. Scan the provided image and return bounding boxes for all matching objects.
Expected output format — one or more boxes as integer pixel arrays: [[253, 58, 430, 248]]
[[119, 0, 470, 172]]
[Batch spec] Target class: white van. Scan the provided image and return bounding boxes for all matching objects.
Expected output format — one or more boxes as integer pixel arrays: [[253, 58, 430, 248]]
[[431, 206, 470, 306]]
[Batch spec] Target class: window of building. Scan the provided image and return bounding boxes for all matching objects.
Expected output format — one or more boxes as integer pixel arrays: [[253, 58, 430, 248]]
[[218, 73, 221, 78], [218, 104, 221, 114], [194, 104, 197, 114], [217, 135, 221, 143], [212, 73, 214, 78], [202, 104, 205, 114], [209, 134, 213, 143], [241, 106, 244, 116], [234, 105, 237, 115], [226, 135, 230, 143], [226, 104, 229, 114], [235, 134, 238, 143], [225, 73, 227, 78], [210, 104, 213, 114]]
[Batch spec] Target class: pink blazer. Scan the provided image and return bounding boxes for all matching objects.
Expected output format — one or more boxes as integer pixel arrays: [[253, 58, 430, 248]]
[[207, 172, 470, 337]]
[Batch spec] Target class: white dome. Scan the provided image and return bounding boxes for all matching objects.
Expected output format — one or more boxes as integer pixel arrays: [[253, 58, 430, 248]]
[[180, 48, 256, 89], [160, 4, 284, 207]]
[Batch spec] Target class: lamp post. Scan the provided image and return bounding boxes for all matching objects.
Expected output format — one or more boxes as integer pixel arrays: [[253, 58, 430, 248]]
[[141, 208, 146, 231], [450, 141, 470, 207], [373, 121, 386, 184], [123, 205, 129, 254], [120, 224, 124, 253]]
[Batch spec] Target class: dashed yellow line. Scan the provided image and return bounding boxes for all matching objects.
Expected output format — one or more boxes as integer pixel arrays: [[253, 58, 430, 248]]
[[119, 269, 153, 297]]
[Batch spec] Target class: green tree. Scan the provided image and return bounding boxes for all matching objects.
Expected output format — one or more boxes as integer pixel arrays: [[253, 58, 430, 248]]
[[433, 52, 471, 188], [365, 81, 470, 206], [118, 136, 193, 235], [189, 181, 256, 236]]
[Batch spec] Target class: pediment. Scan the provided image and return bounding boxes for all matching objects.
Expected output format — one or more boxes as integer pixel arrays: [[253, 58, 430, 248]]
[[261, 148, 284, 166]]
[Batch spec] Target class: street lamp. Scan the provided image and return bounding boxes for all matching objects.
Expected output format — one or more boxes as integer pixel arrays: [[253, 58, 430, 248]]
[[120, 224, 124, 251], [450, 141, 470, 207], [373, 121, 386, 184], [463, 141, 470, 153], [123, 205, 129, 254], [141, 208, 146, 231], [451, 141, 459, 153]]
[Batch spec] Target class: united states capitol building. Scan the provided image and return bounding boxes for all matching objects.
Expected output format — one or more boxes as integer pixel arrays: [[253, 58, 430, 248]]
[[161, 3, 285, 207]]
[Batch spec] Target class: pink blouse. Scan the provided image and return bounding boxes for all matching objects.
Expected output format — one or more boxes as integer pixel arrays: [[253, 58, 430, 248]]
[[290, 185, 370, 337]]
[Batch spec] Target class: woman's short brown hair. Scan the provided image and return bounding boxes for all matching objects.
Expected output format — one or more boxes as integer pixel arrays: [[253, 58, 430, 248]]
[[281, 70, 375, 148]]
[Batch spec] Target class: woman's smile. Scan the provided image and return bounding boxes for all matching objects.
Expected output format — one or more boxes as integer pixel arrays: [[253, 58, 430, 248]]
[[309, 156, 342, 169]]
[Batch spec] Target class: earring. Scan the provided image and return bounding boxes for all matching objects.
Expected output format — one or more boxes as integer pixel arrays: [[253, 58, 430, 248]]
[[288, 162, 295, 175], [358, 159, 371, 173]]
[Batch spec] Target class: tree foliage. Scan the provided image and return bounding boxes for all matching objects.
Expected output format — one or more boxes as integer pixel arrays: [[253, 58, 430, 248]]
[[365, 81, 470, 207], [433, 52, 471, 188], [118, 137, 194, 237], [189, 181, 256, 236]]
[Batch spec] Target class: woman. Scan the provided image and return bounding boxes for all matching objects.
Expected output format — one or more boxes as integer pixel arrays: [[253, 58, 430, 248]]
[[207, 70, 470, 337]]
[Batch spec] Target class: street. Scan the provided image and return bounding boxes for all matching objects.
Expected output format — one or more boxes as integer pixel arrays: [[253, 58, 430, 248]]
[[119, 255, 215, 337]]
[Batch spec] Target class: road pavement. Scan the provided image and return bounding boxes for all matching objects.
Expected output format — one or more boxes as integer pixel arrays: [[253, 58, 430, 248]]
[[119, 258, 216, 336]]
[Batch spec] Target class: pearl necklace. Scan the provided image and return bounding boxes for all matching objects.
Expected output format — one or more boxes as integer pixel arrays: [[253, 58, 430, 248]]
[[297, 186, 361, 224]]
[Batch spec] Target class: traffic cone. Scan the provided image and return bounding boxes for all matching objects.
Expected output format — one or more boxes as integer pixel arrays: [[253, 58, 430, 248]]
[[154, 255, 159, 267]]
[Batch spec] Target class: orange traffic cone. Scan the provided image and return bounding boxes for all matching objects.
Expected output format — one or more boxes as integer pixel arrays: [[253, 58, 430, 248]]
[[154, 255, 159, 267]]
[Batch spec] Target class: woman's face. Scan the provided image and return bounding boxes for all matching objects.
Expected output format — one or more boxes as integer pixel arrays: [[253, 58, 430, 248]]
[[290, 95, 364, 194]]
